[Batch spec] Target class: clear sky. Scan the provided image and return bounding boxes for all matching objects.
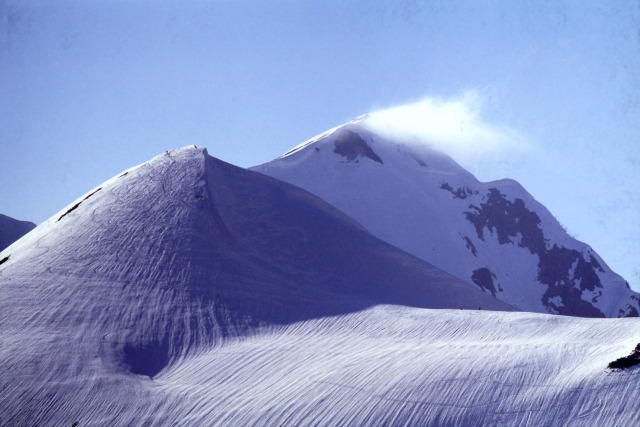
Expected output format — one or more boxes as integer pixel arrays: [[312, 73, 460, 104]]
[[1, 0, 639, 289]]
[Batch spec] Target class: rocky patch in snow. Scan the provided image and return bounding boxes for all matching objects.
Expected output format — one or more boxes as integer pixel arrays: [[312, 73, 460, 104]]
[[465, 188, 611, 317], [333, 130, 383, 164], [471, 267, 501, 297], [57, 187, 102, 222], [608, 343, 640, 371], [440, 182, 478, 199]]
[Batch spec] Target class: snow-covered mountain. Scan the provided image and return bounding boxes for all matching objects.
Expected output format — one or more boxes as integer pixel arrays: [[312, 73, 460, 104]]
[[0, 213, 36, 252], [1, 146, 513, 425], [252, 120, 639, 318], [4, 146, 640, 425]]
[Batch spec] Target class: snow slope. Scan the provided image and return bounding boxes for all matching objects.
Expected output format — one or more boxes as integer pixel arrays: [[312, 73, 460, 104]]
[[252, 120, 640, 318], [1, 146, 512, 425], [0, 213, 36, 252]]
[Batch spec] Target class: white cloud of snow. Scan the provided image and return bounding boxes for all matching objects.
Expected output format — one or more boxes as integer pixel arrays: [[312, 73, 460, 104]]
[[361, 91, 530, 165]]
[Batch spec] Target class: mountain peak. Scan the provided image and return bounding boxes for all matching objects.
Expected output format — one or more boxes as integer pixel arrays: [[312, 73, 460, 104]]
[[272, 119, 477, 183], [253, 123, 640, 318]]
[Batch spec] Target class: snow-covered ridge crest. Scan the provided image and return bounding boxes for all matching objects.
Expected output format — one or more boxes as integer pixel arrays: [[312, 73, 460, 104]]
[[253, 122, 639, 318], [281, 122, 350, 158]]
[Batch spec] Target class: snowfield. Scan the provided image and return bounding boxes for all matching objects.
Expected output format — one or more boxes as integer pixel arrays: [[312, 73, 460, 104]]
[[2, 146, 640, 426], [151, 309, 640, 426]]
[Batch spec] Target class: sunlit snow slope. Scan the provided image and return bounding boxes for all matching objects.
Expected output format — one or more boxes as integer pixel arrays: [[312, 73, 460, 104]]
[[0, 213, 35, 252], [252, 120, 640, 318], [1, 146, 514, 426]]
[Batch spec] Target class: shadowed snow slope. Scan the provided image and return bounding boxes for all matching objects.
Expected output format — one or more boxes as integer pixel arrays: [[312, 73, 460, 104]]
[[1, 146, 513, 425], [0, 213, 36, 252], [252, 121, 640, 318]]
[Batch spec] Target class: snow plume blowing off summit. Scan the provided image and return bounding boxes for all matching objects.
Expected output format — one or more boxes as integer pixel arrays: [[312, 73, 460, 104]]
[[360, 91, 530, 170], [254, 97, 640, 318]]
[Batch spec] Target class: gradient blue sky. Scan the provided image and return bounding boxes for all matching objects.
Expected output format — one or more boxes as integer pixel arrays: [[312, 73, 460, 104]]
[[1, 0, 639, 289]]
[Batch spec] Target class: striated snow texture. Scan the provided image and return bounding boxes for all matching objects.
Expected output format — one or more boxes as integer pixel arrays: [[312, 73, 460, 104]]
[[252, 120, 640, 318], [1, 146, 518, 426], [142, 309, 640, 426], [0, 213, 36, 252]]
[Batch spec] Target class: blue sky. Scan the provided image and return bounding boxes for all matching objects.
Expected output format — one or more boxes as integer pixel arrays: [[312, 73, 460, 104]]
[[1, 0, 639, 289]]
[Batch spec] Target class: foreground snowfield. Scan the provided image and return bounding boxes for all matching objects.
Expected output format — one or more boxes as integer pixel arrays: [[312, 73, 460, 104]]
[[2, 146, 640, 426], [5, 305, 640, 426], [154, 309, 640, 426]]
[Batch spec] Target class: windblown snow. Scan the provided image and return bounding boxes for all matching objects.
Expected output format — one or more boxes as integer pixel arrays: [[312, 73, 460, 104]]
[[3, 146, 640, 426], [252, 120, 640, 318]]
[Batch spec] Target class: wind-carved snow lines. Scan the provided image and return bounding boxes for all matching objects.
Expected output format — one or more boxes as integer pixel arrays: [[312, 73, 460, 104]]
[[158, 149, 208, 216]]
